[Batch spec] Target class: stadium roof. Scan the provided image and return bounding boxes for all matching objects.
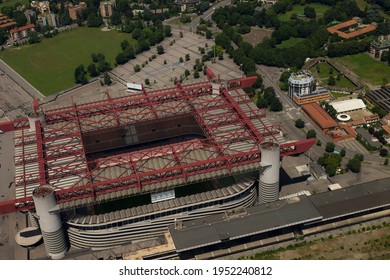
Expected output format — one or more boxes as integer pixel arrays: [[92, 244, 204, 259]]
[[329, 99, 366, 113], [169, 195, 322, 252], [0, 69, 316, 213], [169, 178, 390, 252], [302, 103, 338, 130]]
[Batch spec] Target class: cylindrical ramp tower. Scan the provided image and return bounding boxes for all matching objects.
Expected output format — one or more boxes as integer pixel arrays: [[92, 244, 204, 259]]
[[28, 111, 46, 132], [259, 142, 280, 204], [32, 185, 67, 259]]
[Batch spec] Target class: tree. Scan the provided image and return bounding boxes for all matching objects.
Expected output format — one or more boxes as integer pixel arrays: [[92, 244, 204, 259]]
[[28, 32, 41, 44], [316, 140, 322, 146], [306, 129, 316, 139], [103, 72, 111, 85], [194, 70, 200, 79], [295, 118, 305, 128], [121, 40, 130, 51], [110, 11, 122, 26], [328, 75, 336, 86], [179, 57, 183, 63], [0, 29, 7, 45], [340, 149, 346, 157], [304, 6, 316, 18], [184, 69, 190, 77], [12, 11, 27, 27], [87, 13, 103, 27], [157, 45, 164, 54], [347, 158, 361, 173], [92, 53, 105, 63], [134, 64, 141, 72], [87, 63, 99, 77], [380, 148, 388, 157], [384, 159, 389, 166], [206, 30, 213, 39], [185, 54, 190, 61], [325, 142, 335, 153], [74, 64, 88, 84], [145, 78, 150, 85], [98, 61, 111, 73], [164, 25, 172, 37], [325, 164, 337, 177]]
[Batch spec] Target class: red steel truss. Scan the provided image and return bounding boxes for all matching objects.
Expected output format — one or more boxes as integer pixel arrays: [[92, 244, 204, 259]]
[[0, 69, 315, 214]]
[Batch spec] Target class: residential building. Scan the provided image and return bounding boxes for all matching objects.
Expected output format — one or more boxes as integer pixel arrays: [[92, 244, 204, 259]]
[[9, 24, 35, 41], [0, 13, 17, 30], [68, 2, 87, 21], [31, 1, 51, 14], [370, 35, 390, 59], [174, 0, 201, 12], [100, 0, 116, 18]]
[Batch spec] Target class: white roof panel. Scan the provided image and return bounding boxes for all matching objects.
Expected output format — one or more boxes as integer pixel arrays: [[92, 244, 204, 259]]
[[329, 99, 366, 113]]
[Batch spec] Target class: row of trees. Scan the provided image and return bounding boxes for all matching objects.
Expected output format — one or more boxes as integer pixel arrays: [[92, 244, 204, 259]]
[[255, 87, 283, 112]]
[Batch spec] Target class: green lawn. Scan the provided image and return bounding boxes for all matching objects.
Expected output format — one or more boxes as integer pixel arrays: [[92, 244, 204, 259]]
[[334, 53, 390, 86], [331, 92, 350, 99], [276, 37, 305, 48], [0, 0, 28, 9], [278, 4, 331, 21], [167, 14, 198, 26], [311, 62, 356, 89], [0, 28, 136, 95]]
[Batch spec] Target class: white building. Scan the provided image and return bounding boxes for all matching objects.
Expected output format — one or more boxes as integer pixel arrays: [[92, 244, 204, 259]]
[[329, 99, 366, 114]]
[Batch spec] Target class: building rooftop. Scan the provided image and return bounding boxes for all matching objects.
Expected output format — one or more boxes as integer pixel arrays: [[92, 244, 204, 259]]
[[169, 177, 390, 252], [327, 19, 376, 39], [169, 195, 323, 252], [1, 69, 315, 213], [288, 72, 314, 85], [10, 23, 35, 34], [302, 103, 338, 130], [355, 127, 382, 148], [329, 99, 366, 114], [366, 87, 390, 111]]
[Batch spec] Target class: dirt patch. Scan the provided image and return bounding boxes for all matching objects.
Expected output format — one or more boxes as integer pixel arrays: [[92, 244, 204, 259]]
[[279, 228, 390, 260], [242, 27, 274, 46]]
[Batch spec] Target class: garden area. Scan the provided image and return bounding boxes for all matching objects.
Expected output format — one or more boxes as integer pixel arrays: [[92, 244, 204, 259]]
[[334, 53, 390, 86], [0, 28, 137, 95], [278, 4, 331, 21], [311, 62, 356, 90]]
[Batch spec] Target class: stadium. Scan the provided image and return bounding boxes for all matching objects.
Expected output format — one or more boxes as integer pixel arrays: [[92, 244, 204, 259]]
[[0, 69, 315, 258]]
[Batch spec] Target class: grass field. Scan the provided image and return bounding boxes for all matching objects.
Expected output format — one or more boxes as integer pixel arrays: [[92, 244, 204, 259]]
[[0, 0, 28, 9], [278, 4, 331, 21], [311, 62, 356, 89], [331, 92, 350, 99], [0, 28, 136, 95], [334, 53, 390, 86], [276, 37, 305, 48]]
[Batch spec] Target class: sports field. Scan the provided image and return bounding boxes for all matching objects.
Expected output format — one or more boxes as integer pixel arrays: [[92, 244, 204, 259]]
[[278, 4, 331, 21], [334, 53, 390, 86], [0, 28, 136, 95]]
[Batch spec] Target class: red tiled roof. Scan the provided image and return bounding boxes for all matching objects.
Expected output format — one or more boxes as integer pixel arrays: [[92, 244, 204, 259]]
[[327, 19, 376, 39], [0, 21, 17, 29], [10, 23, 35, 34], [327, 19, 357, 33], [302, 103, 338, 130]]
